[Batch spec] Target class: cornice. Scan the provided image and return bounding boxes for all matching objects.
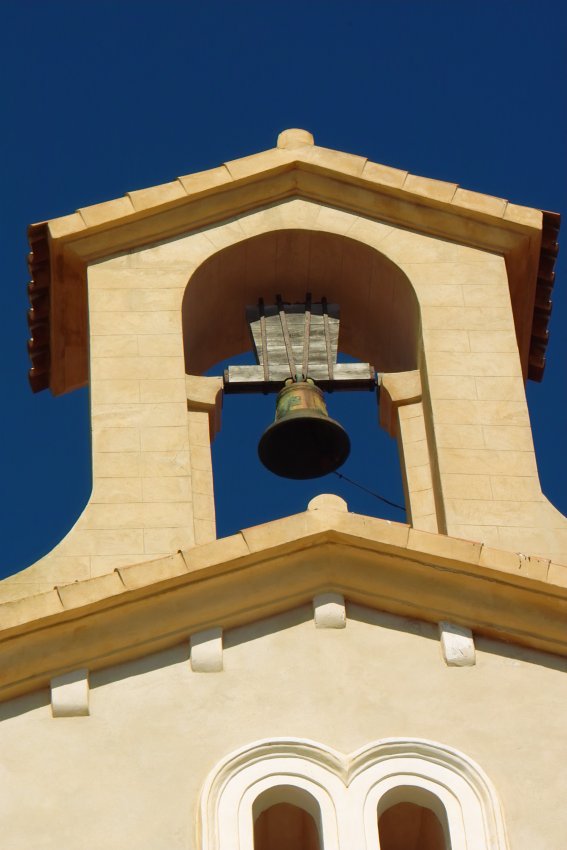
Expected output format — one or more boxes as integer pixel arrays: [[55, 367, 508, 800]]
[[25, 130, 558, 395], [1, 509, 566, 704]]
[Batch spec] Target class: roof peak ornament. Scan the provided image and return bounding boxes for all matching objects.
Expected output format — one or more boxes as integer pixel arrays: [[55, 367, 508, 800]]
[[277, 128, 314, 149]]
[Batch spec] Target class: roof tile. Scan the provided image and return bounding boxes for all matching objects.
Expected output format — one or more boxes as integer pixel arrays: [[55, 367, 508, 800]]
[[224, 148, 295, 180], [57, 572, 125, 608], [47, 212, 87, 239], [302, 144, 367, 177], [504, 203, 543, 228], [362, 160, 408, 188], [178, 164, 233, 194], [453, 187, 508, 217], [128, 179, 187, 211], [117, 552, 188, 591], [403, 173, 458, 203], [78, 196, 135, 227]]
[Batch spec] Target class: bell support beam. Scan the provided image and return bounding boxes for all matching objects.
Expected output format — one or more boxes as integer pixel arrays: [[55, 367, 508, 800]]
[[225, 295, 376, 393], [223, 362, 377, 394]]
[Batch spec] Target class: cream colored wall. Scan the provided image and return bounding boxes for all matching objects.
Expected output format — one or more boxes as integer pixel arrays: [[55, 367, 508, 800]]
[[2, 197, 566, 604], [0, 604, 565, 849]]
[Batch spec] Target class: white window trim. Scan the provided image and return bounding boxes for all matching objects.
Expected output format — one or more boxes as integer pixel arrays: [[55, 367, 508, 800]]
[[199, 737, 509, 850]]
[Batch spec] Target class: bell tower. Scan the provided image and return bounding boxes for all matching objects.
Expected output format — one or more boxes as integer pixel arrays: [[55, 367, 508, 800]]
[[11, 127, 566, 602], [1, 130, 566, 850]]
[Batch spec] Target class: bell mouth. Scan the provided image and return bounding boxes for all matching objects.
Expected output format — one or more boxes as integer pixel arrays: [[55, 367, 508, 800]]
[[258, 410, 351, 479]]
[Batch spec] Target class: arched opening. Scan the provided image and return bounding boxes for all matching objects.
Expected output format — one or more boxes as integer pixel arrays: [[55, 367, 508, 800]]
[[253, 785, 322, 850], [183, 229, 419, 376], [204, 350, 407, 534], [200, 738, 508, 850], [377, 787, 450, 850], [254, 804, 321, 850], [183, 227, 419, 534], [378, 803, 447, 850]]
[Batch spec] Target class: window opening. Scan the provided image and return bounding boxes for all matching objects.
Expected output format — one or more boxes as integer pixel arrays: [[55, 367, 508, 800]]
[[254, 803, 321, 850], [200, 738, 506, 850], [378, 801, 448, 850]]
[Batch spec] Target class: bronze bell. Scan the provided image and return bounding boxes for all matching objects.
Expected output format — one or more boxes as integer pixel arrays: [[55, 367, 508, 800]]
[[258, 378, 350, 479]]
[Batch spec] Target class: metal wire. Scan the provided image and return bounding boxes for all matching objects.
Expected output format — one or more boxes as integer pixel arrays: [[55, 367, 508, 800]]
[[332, 471, 406, 512]]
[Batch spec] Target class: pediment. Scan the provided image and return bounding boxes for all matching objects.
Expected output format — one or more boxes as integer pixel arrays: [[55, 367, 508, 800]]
[[27, 129, 558, 394], [1, 503, 567, 703]]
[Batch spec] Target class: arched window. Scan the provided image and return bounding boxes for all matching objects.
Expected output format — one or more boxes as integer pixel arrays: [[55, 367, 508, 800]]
[[253, 786, 322, 850], [199, 738, 508, 850], [377, 787, 450, 850]]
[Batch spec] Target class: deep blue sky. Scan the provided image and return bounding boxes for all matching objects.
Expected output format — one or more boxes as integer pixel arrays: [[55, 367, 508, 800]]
[[1, 2, 566, 578]]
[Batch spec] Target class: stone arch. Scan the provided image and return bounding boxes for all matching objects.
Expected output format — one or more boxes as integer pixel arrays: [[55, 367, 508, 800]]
[[200, 741, 342, 850], [182, 224, 425, 533], [181, 228, 420, 377]]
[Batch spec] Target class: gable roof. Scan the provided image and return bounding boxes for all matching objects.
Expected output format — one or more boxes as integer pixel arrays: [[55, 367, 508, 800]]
[[27, 128, 559, 395], [1, 501, 567, 703]]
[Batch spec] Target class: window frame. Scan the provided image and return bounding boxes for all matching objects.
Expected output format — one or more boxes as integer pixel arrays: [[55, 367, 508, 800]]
[[199, 737, 509, 850]]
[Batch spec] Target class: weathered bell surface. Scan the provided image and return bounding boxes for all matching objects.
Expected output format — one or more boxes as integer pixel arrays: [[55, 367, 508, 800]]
[[258, 379, 350, 479]]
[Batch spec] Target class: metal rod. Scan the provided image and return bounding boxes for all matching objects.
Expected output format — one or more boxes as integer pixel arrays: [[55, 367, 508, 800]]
[[322, 296, 334, 381], [276, 294, 297, 380], [258, 298, 269, 383], [302, 292, 312, 379]]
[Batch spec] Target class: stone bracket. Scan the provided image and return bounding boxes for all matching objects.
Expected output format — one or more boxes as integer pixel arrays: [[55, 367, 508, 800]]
[[379, 370, 422, 437], [190, 627, 223, 672], [439, 621, 476, 667], [186, 375, 223, 440], [51, 668, 90, 717], [313, 593, 347, 629]]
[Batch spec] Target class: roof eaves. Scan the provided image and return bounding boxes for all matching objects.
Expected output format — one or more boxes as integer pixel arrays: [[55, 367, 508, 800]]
[[25, 131, 559, 391], [528, 210, 560, 381], [0, 509, 566, 704]]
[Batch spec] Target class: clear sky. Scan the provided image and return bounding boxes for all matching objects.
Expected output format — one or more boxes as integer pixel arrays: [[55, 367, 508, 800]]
[[1, 1, 565, 578]]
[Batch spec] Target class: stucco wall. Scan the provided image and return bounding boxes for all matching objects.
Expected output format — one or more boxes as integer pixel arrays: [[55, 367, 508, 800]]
[[1, 604, 565, 849]]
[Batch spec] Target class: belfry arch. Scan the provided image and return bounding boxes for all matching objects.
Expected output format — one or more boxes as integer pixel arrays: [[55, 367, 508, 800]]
[[181, 226, 420, 532], [181, 228, 420, 376]]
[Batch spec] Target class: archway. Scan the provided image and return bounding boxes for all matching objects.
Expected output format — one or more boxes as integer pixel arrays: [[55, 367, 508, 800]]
[[182, 228, 419, 376], [182, 228, 418, 531]]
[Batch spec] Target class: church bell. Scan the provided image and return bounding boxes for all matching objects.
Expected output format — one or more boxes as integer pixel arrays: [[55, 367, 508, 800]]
[[258, 378, 350, 479], [223, 296, 375, 480]]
